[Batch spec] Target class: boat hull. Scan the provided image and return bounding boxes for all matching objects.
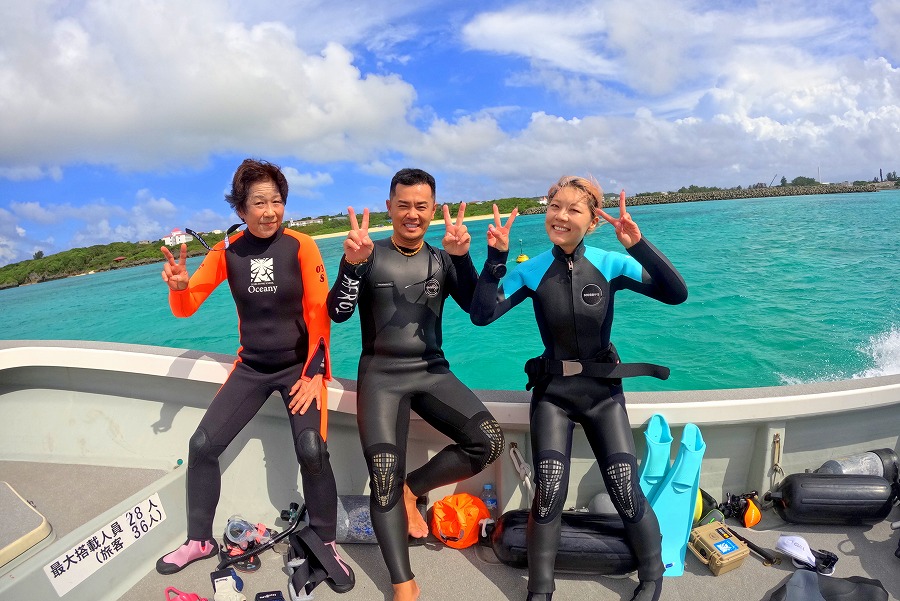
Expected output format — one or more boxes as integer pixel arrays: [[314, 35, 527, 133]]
[[1, 341, 898, 600]]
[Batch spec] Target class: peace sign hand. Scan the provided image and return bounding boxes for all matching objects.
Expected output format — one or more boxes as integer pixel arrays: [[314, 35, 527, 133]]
[[160, 243, 190, 291], [344, 207, 374, 263], [597, 189, 642, 248], [442, 202, 471, 256], [487, 205, 518, 252]]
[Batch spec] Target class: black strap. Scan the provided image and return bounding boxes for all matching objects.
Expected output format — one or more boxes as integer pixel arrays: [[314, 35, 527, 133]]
[[525, 357, 669, 382], [287, 526, 354, 596]]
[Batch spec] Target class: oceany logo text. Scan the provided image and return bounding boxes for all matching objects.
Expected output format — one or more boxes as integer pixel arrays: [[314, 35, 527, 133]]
[[248, 257, 277, 294]]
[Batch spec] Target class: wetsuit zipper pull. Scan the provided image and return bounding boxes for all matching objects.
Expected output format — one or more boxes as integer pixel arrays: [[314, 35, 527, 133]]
[[566, 254, 579, 355]]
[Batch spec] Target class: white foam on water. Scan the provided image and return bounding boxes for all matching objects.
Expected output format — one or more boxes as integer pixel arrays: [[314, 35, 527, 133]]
[[776, 325, 900, 386], [854, 326, 900, 378]]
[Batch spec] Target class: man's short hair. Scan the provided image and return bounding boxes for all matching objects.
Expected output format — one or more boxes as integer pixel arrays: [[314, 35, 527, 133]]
[[390, 168, 436, 199]]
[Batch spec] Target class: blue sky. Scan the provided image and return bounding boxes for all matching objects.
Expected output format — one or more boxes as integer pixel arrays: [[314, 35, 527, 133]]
[[1, 0, 899, 266]]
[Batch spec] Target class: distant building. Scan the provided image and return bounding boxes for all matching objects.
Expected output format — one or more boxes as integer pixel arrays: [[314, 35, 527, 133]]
[[539, 196, 548, 205], [162, 229, 192, 245], [287, 218, 324, 227]]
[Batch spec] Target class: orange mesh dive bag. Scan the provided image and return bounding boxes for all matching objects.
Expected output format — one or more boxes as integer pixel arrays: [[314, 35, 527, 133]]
[[430, 493, 490, 549]]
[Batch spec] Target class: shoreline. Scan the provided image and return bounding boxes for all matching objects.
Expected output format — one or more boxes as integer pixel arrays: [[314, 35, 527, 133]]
[[309, 211, 511, 241], [2, 185, 889, 287]]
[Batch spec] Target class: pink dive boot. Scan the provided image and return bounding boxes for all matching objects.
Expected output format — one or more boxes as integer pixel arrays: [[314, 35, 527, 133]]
[[156, 539, 219, 575]]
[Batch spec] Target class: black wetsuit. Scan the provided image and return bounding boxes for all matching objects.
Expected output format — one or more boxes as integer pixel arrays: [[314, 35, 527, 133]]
[[471, 238, 687, 595], [170, 227, 337, 543], [328, 237, 504, 583]]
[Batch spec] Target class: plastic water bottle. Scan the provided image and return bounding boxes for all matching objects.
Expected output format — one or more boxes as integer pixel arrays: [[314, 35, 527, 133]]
[[481, 483, 498, 520]]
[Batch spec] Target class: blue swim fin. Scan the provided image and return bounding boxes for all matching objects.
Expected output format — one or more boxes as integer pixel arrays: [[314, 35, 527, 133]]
[[651, 423, 706, 577], [639, 413, 672, 503]]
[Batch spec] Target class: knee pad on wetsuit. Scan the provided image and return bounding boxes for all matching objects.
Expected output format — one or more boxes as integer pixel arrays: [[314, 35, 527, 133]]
[[295, 428, 328, 476], [364, 443, 405, 512], [534, 450, 568, 523], [187, 427, 218, 468], [603, 453, 645, 523], [461, 412, 505, 470]]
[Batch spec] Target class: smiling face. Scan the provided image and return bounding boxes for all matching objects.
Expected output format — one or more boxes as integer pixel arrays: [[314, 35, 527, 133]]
[[386, 182, 436, 247], [237, 179, 284, 239], [545, 185, 600, 253]]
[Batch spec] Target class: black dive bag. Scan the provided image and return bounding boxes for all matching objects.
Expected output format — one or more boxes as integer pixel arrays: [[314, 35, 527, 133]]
[[767, 473, 896, 525], [488, 510, 637, 574]]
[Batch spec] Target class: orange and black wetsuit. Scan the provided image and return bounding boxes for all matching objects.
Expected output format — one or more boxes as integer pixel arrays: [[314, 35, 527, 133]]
[[169, 227, 337, 543]]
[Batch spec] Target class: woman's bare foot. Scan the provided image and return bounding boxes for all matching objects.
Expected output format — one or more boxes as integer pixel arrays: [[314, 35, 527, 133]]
[[393, 578, 421, 601], [404, 483, 429, 538]]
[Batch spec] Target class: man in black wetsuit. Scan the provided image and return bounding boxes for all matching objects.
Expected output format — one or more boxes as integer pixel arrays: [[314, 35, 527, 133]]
[[327, 168, 504, 601]]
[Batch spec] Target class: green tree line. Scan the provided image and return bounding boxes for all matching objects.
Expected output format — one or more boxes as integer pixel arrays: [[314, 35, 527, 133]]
[[0, 196, 542, 288]]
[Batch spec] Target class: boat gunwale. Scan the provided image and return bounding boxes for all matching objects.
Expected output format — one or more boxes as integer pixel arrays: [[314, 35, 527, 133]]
[[2, 339, 899, 427]]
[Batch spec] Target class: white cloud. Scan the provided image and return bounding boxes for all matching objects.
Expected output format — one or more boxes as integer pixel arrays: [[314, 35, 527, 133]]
[[391, 1, 899, 197], [10, 201, 61, 224], [231, 0, 430, 55], [1, 0, 899, 267], [0, 1, 418, 173], [0, 166, 63, 182], [186, 208, 234, 233], [0, 190, 202, 263], [463, 8, 615, 77], [0, 208, 27, 266], [872, 0, 900, 61], [405, 44, 900, 196], [283, 167, 334, 198]]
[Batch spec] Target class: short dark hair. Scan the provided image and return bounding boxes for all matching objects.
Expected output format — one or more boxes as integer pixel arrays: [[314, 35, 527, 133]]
[[225, 159, 289, 214], [390, 168, 435, 199]]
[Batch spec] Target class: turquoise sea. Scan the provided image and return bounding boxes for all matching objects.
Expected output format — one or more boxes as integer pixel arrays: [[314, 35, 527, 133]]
[[2, 191, 898, 392]]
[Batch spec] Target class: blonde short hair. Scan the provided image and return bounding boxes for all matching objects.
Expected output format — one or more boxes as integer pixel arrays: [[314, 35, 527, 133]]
[[547, 176, 603, 215]]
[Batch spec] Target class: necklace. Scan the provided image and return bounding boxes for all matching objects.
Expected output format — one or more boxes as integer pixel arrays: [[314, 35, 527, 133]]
[[391, 236, 424, 257]]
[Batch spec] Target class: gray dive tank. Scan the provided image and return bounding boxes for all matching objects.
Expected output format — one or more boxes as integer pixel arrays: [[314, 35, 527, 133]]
[[814, 448, 899, 482]]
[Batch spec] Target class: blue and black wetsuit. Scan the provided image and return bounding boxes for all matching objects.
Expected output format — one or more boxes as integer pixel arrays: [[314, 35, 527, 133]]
[[471, 238, 687, 596], [328, 237, 504, 584], [170, 227, 336, 543]]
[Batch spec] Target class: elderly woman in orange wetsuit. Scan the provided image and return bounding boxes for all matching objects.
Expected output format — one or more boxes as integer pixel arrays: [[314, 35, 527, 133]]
[[155, 159, 352, 591]]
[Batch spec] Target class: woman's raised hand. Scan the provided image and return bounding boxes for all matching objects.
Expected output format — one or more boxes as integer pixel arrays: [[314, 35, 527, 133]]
[[344, 207, 374, 263], [487, 205, 518, 252], [442, 202, 471, 256], [160, 244, 190, 290], [598, 189, 642, 248]]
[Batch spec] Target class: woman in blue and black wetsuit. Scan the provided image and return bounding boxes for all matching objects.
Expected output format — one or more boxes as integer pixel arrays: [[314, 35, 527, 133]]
[[471, 176, 688, 601]]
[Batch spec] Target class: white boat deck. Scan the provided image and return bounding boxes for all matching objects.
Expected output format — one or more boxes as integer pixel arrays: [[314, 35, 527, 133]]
[[1, 341, 898, 600]]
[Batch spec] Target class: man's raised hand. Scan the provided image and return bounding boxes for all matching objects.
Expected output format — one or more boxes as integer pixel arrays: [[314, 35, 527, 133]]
[[442, 202, 471, 256]]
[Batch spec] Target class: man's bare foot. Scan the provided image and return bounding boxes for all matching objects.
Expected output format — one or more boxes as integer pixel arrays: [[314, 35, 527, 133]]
[[404, 484, 429, 538], [393, 578, 420, 601]]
